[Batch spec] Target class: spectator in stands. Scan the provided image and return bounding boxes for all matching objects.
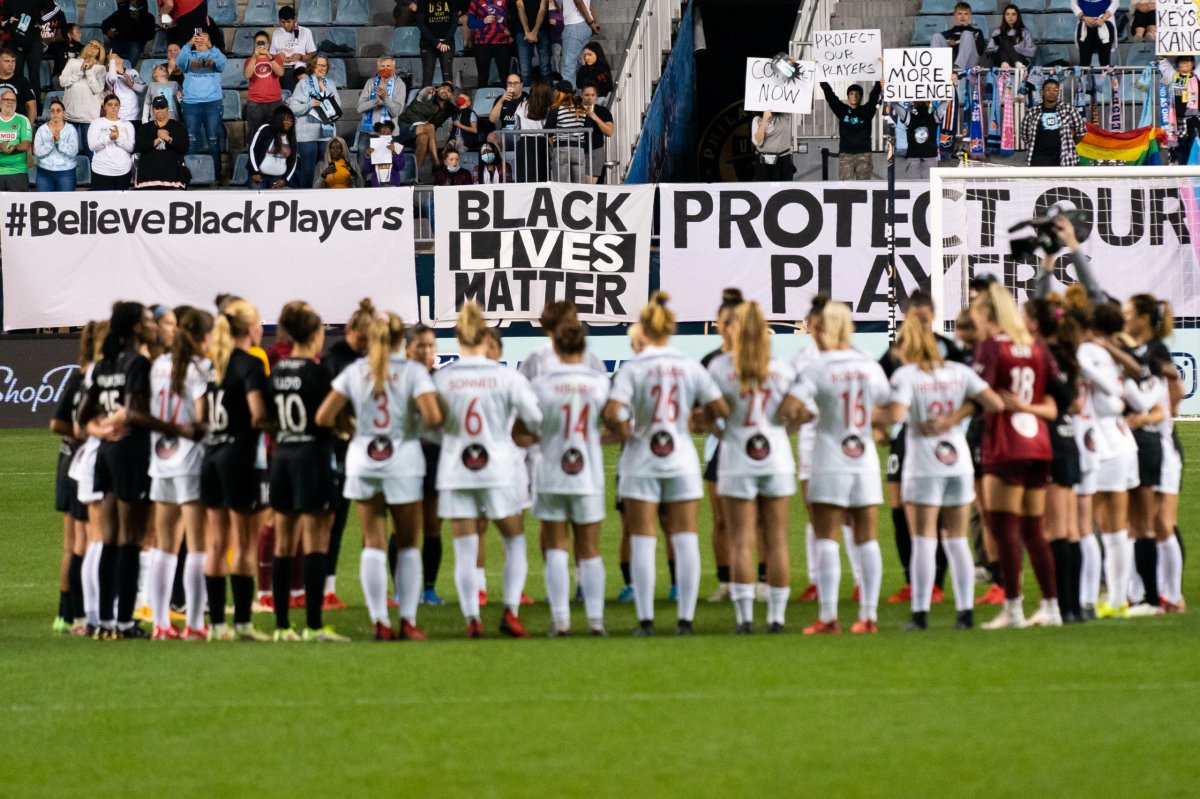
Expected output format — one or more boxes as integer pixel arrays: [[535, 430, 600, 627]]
[[433, 146, 474, 184], [105, 54, 147, 129], [0, 89, 32, 192], [448, 90, 479, 151], [159, 0, 212, 48], [987, 5, 1035, 69], [467, 0, 514, 89], [247, 105, 297, 188], [357, 56, 407, 140], [87, 93, 135, 189], [1131, 2, 1157, 42], [134, 95, 189, 189], [362, 120, 407, 186], [165, 42, 184, 84], [819, 79, 881, 180], [487, 72, 525, 147], [515, 0, 551, 86], [102, 0, 155, 69], [579, 82, 610, 183], [63, 24, 86, 64], [312, 135, 363, 188], [561, 0, 600, 89], [33, 98, 79, 191], [271, 6, 317, 93], [1020, 77, 1085, 167], [930, 2, 985, 71], [3, 0, 48, 103], [141, 63, 181, 122], [749, 109, 795, 182], [1073, 0, 1118, 67], [0, 49, 38, 122], [395, 81, 454, 177], [475, 139, 510, 182], [1160, 56, 1200, 164], [62, 41, 106, 157], [417, 0, 459, 89], [576, 43, 611, 98], [395, 0, 419, 27], [546, 0, 563, 75], [40, 2, 72, 83], [288, 53, 340, 188], [178, 30, 226, 177], [243, 30, 285, 135], [547, 82, 586, 180], [890, 101, 939, 180], [514, 78, 551, 181]]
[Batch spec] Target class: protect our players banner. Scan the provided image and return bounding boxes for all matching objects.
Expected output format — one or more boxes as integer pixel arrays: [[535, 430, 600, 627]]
[[432, 183, 653, 325], [0, 188, 418, 330]]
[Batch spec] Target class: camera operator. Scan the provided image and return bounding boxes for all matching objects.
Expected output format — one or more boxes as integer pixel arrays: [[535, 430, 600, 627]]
[[1030, 215, 1105, 303]]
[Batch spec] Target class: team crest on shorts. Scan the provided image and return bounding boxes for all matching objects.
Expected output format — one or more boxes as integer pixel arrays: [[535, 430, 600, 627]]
[[650, 431, 675, 457], [746, 434, 771, 461], [1083, 428, 1097, 452], [155, 435, 179, 459], [367, 435, 394, 462], [561, 447, 584, 475], [935, 441, 958, 466], [462, 444, 489, 471], [841, 435, 865, 459]]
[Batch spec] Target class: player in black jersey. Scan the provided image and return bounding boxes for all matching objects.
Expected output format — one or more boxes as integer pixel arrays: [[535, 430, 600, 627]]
[[202, 299, 271, 641], [267, 303, 348, 642]]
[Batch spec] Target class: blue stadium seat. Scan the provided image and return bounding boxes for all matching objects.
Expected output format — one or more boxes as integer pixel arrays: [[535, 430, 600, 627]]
[[242, 0, 279, 26], [79, 27, 101, 45], [912, 16, 944, 46], [473, 87, 504, 114], [222, 89, 242, 120], [185, 154, 216, 185], [83, 0, 117, 26], [326, 58, 347, 87], [146, 28, 168, 56], [1035, 43, 1075, 66], [136, 58, 166, 79], [459, 151, 480, 172], [1041, 13, 1077, 43], [231, 152, 249, 185], [231, 28, 259, 56], [454, 25, 465, 54], [391, 26, 421, 57], [334, 0, 370, 26], [298, 0, 333, 26], [1013, 0, 1044, 11], [918, 0, 958, 14], [39, 61, 50, 91], [75, 156, 92, 187], [1046, 0, 1073, 10], [38, 90, 63, 122], [397, 151, 416, 184], [315, 27, 358, 56], [210, 0, 239, 26], [55, 0, 78, 25], [1124, 42, 1157, 66], [27, 163, 37, 186], [1019, 15, 1039, 42], [221, 58, 248, 88]]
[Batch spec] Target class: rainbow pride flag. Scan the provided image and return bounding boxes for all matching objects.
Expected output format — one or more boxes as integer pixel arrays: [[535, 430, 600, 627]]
[[1076, 124, 1168, 166]]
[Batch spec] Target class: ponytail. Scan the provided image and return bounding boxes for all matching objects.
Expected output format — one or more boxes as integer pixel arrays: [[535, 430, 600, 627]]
[[368, 312, 405, 394], [102, 301, 145, 362], [1130, 293, 1174, 340], [639, 291, 676, 342], [78, 321, 98, 368], [974, 283, 1031, 346], [897, 314, 942, 373], [455, 301, 488, 348], [172, 309, 213, 397], [347, 297, 376, 338], [821, 301, 854, 349], [90, 320, 109, 363], [717, 287, 744, 317], [731, 301, 770, 391], [211, 299, 258, 383]]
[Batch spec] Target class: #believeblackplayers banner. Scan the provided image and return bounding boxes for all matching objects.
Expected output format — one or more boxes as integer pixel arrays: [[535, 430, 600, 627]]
[[0, 188, 418, 330], [432, 183, 654, 324]]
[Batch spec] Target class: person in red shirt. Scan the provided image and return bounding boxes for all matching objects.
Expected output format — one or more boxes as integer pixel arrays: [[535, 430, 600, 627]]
[[242, 30, 284, 136], [158, 0, 210, 48]]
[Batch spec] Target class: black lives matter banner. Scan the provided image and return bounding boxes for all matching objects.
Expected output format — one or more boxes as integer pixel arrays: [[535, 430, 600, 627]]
[[0, 188, 418, 330], [433, 184, 653, 324]]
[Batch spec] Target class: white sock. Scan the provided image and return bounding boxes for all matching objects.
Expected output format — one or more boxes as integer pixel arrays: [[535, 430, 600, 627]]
[[82, 541, 101, 626], [1125, 536, 1142, 603], [1158, 536, 1184, 605], [473, 566, 485, 595], [670, 532, 701, 622], [910, 536, 937, 613], [502, 534, 528, 614], [153, 549, 177, 629], [943, 536, 976, 611], [453, 535, 480, 619], [858, 539, 882, 622], [1080, 534, 1102, 606], [136, 548, 150, 608], [804, 522, 817, 584], [324, 574, 336, 595], [630, 535, 657, 622], [816, 538, 841, 623], [767, 586, 790, 625], [578, 556, 605, 625], [183, 551, 207, 630], [730, 582, 754, 625], [544, 548, 570, 627], [1101, 531, 1129, 607], [843, 525, 862, 586], [359, 547, 389, 624], [397, 547, 421, 625]]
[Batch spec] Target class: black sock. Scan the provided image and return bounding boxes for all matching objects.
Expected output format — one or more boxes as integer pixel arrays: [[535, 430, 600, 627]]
[[327, 495, 348, 579], [934, 539, 948, 590], [58, 590, 71, 621], [1049, 539, 1071, 617], [668, 559, 677, 588], [716, 564, 730, 583], [1134, 538, 1159, 606], [206, 575, 226, 625], [1067, 541, 1083, 615], [756, 562, 767, 583], [171, 538, 187, 608], [387, 532, 399, 590], [230, 574, 254, 626], [98, 544, 117, 624], [1176, 526, 1186, 563], [115, 543, 140, 624], [987, 560, 1003, 588], [272, 555, 291, 629], [68, 553, 84, 620], [620, 561, 631, 587], [305, 552, 326, 630], [892, 507, 912, 584], [422, 537, 443, 591]]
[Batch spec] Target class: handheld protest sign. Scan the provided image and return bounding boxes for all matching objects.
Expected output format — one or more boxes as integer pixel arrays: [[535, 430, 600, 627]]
[[882, 47, 953, 103], [813, 29, 881, 82], [744, 57, 816, 114]]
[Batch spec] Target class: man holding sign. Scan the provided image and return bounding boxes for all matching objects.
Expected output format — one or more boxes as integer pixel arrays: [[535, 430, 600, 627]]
[[819, 79, 882, 180]]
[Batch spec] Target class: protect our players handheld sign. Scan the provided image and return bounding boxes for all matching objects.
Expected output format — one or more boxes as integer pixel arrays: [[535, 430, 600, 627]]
[[1157, 0, 1200, 55], [882, 47, 953, 102], [813, 29, 881, 82], [744, 57, 816, 114], [432, 183, 654, 325]]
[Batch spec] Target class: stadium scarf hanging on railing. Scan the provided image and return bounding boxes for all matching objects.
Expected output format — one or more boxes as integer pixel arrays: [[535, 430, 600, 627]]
[[1075, 124, 1168, 165]]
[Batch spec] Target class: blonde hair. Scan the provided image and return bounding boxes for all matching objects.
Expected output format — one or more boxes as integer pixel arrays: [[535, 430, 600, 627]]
[[211, 299, 258, 383], [368, 312, 405, 395], [821, 301, 854, 349], [90, 320, 109, 362], [731, 301, 770, 392], [639, 291, 675, 342], [897, 314, 943, 372], [974, 283, 1031, 346], [455, 301, 488, 348]]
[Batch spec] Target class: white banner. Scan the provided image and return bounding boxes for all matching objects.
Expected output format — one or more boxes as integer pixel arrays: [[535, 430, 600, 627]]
[[882, 47, 952, 102], [0, 188, 418, 330], [432, 183, 654, 325], [1157, 0, 1200, 55], [814, 29, 881, 82], [744, 57, 816, 114]]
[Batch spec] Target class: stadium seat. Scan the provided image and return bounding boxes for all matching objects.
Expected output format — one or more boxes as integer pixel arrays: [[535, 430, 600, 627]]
[[1019, 15, 1039, 43], [38, 61, 50, 91], [474, 87, 504, 114], [243, 0, 279, 26], [38, 90, 64, 122], [222, 89, 242, 120], [334, 0, 370, 26], [222, 58, 248, 88], [79, 27, 102, 45], [397, 151, 416, 184], [918, 0, 958, 14], [27, 163, 36, 186], [391, 27, 421, 57], [136, 58, 166, 79], [1046, 0, 1073, 10], [55, 0, 78, 26], [407, 86, 419, 104], [185, 154, 216, 185], [315, 27, 358, 56], [298, 0, 333, 25], [231, 28, 259, 56], [83, 0, 117, 26], [1124, 42, 1157, 66], [1035, 43, 1076, 66], [454, 25, 466, 54], [209, 0, 238, 26], [1041, 13, 1077, 43], [912, 16, 944, 46], [231, 152, 249, 185], [75, 156, 91, 187], [146, 28, 168, 56], [326, 58, 347, 87], [1013, 0, 1044, 11], [459, 151, 480, 172]]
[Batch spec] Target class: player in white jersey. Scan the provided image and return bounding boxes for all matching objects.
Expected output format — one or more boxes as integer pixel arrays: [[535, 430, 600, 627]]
[[885, 316, 1002, 631], [517, 301, 609, 381], [781, 301, 891, 635], [524, 319, 612, 637], [708, 301, 796, 634], [318, 311, 441, 641], [604, 292, 730, 636], [433, 302, 544, 639], [1151, 376, 1185, 611], [146, 309, 212, 639]]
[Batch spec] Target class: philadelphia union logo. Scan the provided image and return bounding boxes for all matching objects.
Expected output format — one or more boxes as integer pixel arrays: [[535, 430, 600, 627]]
[[462, 444, 489, 471], [842, 435, 865, 459], [367, 435, 394, 462], [561, 447, 584, 475], [746, 433, 771, 461], [935, 441, 958, 466], [650, 431, 675, 457]]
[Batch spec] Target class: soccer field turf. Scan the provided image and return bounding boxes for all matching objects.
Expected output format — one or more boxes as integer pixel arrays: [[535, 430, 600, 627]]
[[2, 427, 1198, 797]]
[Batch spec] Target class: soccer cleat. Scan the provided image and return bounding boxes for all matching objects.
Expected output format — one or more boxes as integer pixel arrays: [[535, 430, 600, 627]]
[[955, 610, 974, 630], [387, 596, 399, 609], [590, 623, 608, 637], [152, 624, 182, 640], [1161, 598, 1187, 614], [169, 608, 186, 623], [466, 618, 484, 638], [322, 592, 345, 611], [982, 603, 1026, 630], [207, 624, 236, 642], [520, 593, 535, 606], [181, 625, 209, 641], [850, 619, 878, 634], [52, 617, 70, 635], [399, 620, 427, 641], [253, 594, 274, 614], [676, 619, 694, 636], [887, 584, 912, 604], [69, 621, 90, 637], [118, 624, 151, 639], [797, 583, 819, 603], [802, 619, 841, 635], [616, 585, 635, 603], [904, 611, 928, 632], [668, 585, 678, 602], [976, 584, 1006, 605], [134, 604, 153, 623], [931, 586, 945, 604], [632, 620, 656, 637], [373, 621, 395, 641], [289, 594, 306, 609], [273, 628, 302, 642], [707, 583, 731, 603], [766, 622, 785, 634], [478, 589, 488, 607], [1027, 604, 1064, 627], [1096, 601, 1130, 619], [304, 626, 350, 643], [1081, 603, 1098, 621], [93, 625, 118, 641], [1127, 602, 1165, 618], [547, 625, 570, 639], [734, 622, 753, 635], [420, 588, 445, 606], [500, 610, 530, 638], [851, 585, 861, 602], [235, 625, 271, 642]]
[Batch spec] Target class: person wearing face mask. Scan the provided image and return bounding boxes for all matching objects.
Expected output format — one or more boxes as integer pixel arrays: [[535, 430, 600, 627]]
[[357, 56, 407, 139], [432, 146, 475, 184], [474, 140, 511, 183]]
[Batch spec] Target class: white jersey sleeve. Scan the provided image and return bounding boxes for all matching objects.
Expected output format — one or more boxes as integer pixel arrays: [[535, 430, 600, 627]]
[[339, 356, 432, 479], [710, 354, 797, 477], [532, 366, 609, 495], [148, 354, 205, 478]]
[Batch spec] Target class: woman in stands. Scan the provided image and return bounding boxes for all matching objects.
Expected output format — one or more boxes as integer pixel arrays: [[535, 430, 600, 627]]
[[780, 301, 890, 635], [708, 301, 796, 634], [886, 315, 1002, 631], [248, 106, 298, 189], [33, 98, 80, 192], [61, 39, 106, 159], [201, 299, 270, 641], [604, 292, 729, 636], [287, 53, 339, 188], [434, 303, 542, 639], [87, 94, 136, 190], [525, 318, 611, 637], [318, 309, 442, 640], [986, 4, 1035, 69], [405, 323, 446, 606]]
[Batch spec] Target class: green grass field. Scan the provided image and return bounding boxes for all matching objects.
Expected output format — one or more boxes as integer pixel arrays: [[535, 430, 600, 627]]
[[2, 427, 1198, 797]]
